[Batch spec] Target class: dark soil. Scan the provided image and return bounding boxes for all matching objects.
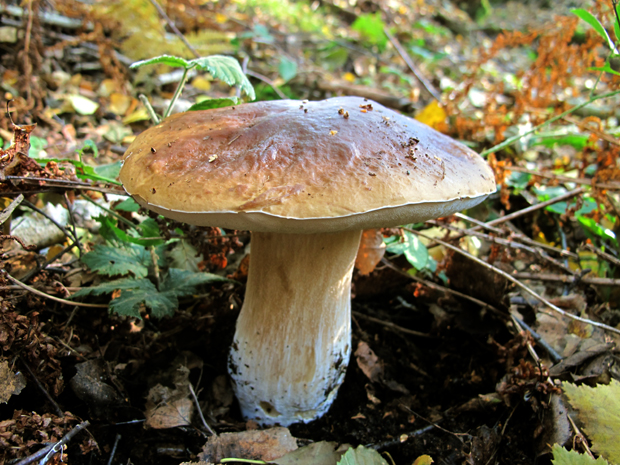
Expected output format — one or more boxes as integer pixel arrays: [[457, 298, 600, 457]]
[[3, 270, 551, 465]]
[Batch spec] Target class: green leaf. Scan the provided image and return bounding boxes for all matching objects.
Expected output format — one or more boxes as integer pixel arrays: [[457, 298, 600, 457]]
[[28, 136, 47, 157], [81, 244, 151, 278], [73, 277, 174, 319], [589, 64, 620, 76], [114, 197, 140, 212], [187, 97, 240, 112], [188, 55, 256, 100], [337, 446, 388, 465], [93, 161, 122, 183], [160, 268, 230, 297], [352, 13, 388, 49], [77, 139, 99, 159], [130, 55, 190, 69], [577, 216, 618, 247], [551, 445, 609, 465], [278, 56, 298, 82], [386, 231, 429, 270], [572, 9, 618, 53], [563, 380, 620, 463]]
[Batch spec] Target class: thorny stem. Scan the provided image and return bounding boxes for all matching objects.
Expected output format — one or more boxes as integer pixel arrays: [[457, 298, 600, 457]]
[[410, 229, 620, 336], [480, 89, 620, 157]]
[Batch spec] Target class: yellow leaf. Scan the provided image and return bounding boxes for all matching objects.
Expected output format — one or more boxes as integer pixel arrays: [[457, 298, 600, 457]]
[[415, 101, 447, 131], [108, 93, 132, 116], [122, 108, 150, 125], [343, 72, 356, 83], [191, 76, 212, 91], [215, 13, 227, 24], [412, 455, 434, 465]]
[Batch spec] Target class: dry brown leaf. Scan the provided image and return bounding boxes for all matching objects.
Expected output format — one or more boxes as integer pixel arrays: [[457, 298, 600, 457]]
[[199, 427, 298, 463], [354, 341, 383, 383], [355, 229, 386, 275]]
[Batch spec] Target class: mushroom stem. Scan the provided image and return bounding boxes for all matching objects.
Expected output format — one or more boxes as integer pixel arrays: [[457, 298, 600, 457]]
[[229, 229, 362, 426]]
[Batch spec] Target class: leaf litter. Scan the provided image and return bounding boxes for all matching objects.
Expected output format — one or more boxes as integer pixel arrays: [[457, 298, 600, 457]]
[[2, 0, 620, 464]]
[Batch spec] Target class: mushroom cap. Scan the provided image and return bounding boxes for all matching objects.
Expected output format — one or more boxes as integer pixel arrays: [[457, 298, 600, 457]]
[[120, 97, 495, 233]]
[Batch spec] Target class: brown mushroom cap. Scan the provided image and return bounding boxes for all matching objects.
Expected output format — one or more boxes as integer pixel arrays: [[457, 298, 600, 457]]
[[120, 97, 495, 233]]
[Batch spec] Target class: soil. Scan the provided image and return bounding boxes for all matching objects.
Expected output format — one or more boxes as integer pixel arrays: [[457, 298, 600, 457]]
[[2, 266, 549, 465]]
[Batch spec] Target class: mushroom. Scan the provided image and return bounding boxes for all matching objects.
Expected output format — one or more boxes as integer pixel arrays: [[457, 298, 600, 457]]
[[119, 96, 496, 426]]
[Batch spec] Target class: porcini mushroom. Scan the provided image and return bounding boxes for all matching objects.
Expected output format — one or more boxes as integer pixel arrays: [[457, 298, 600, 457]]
[[119, 96, 496, 426]]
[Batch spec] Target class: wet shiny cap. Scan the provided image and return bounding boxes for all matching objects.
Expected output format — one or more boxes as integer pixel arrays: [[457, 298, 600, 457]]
[[120, 96, 496, 233]]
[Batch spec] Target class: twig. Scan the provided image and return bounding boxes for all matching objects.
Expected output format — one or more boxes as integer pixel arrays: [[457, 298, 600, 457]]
[[20, 198, 78, 245], [512, 272, 620, 286], [4, 272, 109, 308], [480, 89, 620, 157], [245, 69, 287, 99], [409, 230, 620, 336], [352, 311, 434, 338], [567, 415, 595, 459], [454, 212, 503, 234], [0, 234, 35, 250], [149, 0, 199, 58], [19, 355, 64, 417], [511, 314, 562, 363], [582, 243, 620, 267], [380, 258, 505, 317], [19, 241, 79, 283], [14, 421, 90, 465], [508, 166, 620, 190], [139, 94, 160, 125], [485, 187, 586, 229], [383, 27, 441, 102], [427, 219, 577, 276], [0, 192, 23, 223], [188, 383, 216, 436], [107, 434, 121, 465]]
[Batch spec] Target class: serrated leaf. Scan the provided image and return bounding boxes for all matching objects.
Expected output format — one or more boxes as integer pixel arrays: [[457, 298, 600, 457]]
[[337, 446, 388, 465], [187, 55, 256, 100], [160, 268, 230, 298], [73, 276, 155, 298], [572, 9, 618, 53], [130, 55, 190, 69], [187, 97, 240, 112], [563, 380, 620, 463], [81, 244, 150, 277], [110, 287, 178, 318], [165, 241, 203, 271], [551, 444, 609, 465]]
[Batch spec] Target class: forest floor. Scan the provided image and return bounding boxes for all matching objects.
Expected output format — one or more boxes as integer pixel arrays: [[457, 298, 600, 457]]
[[1, 0, 620, 464]]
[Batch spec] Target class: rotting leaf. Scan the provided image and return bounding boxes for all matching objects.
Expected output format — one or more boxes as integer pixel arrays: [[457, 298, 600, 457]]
[[199, 427, 298, 463], [337, 445, 389, 465], [354, 342, 383, 383], [145, 365, 193, 429], [355, 229, 386, 275], [274, 441, 344, 465]]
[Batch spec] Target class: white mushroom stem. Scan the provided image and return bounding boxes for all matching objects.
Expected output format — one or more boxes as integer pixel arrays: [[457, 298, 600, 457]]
[[229, 229, 362, 426]]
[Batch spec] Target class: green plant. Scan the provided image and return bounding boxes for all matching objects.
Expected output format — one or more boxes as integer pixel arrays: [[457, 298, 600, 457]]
[[73, 199, 231, 318], [572, 4, 620, 78], [131, 54, 256, 124]]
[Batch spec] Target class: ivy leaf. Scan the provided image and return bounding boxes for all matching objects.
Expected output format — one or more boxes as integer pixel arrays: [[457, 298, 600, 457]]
[[187, 97, 240, 112], [337, 446, 388, 465], [81, 244, 151, 278], [188, 55, 256, 100], [130, 55, 190, 69]]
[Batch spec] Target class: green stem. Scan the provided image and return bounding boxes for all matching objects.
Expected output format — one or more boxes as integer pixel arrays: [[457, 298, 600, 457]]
[[480, 89, 620, 158], [139, 94, 161, 125], [163, 66, 191, 119], [219, 459, 268, 464]]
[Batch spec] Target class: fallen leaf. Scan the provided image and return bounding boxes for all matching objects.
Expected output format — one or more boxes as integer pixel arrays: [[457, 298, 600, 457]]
[[199, 427, 297, 463], [337, 445, 388, 465], [354, 341, 383, 382], [274, 441, 343, 465], [355, 229, 386, 275]]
